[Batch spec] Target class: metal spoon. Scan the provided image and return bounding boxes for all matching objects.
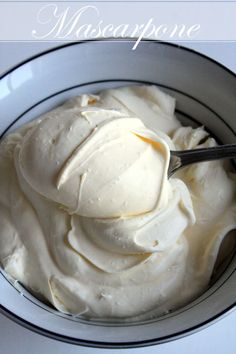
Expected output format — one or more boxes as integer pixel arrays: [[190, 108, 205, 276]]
[[168, 144, 236, 178]]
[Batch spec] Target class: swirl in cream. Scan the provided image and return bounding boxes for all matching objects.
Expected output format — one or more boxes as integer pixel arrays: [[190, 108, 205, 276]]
[[0, 85, 235, 319]]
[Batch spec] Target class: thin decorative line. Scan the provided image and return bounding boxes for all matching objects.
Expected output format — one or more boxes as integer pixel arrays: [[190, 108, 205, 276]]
[[2, 40, 236, 42]]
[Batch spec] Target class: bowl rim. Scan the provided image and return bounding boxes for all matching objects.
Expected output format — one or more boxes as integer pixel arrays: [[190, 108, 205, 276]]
[[1, 302, 235, 349], [0, 38, 235, 348], [1, 38, 236, 80]]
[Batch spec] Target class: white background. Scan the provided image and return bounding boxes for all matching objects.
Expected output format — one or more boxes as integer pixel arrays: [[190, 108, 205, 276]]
[[0, 41, 236, 354]]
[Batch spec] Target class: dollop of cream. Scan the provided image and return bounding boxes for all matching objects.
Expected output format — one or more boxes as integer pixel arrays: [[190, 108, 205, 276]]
[[0, 85, 235, 320]]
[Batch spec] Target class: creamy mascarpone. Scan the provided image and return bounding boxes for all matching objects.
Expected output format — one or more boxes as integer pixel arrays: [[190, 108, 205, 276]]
[[0, 85, 235, 319]]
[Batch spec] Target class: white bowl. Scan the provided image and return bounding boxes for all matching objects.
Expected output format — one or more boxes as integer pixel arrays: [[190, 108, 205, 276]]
[[0, 39, 236, 348]]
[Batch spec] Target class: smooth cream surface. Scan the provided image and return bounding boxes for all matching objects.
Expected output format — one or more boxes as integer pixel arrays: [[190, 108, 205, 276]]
[[0, 85, 235, 319]]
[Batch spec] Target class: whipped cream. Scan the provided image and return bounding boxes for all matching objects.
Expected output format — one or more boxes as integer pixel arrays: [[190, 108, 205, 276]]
[[0, 85, 235, 319]]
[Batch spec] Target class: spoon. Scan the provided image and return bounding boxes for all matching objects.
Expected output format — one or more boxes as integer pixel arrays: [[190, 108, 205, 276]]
[[168, 144, 236, 178]]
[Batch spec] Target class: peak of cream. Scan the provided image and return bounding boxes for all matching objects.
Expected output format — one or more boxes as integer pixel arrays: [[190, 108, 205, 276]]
[[18, 109, 170, 218], [0, 85, 235, 320]]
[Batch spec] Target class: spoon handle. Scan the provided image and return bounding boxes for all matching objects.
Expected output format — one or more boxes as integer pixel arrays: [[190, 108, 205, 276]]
[[169, 144, 236, 177]]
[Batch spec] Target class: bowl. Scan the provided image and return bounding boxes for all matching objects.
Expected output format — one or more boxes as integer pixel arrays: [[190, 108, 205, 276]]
[[0, 39, 236, 348]]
